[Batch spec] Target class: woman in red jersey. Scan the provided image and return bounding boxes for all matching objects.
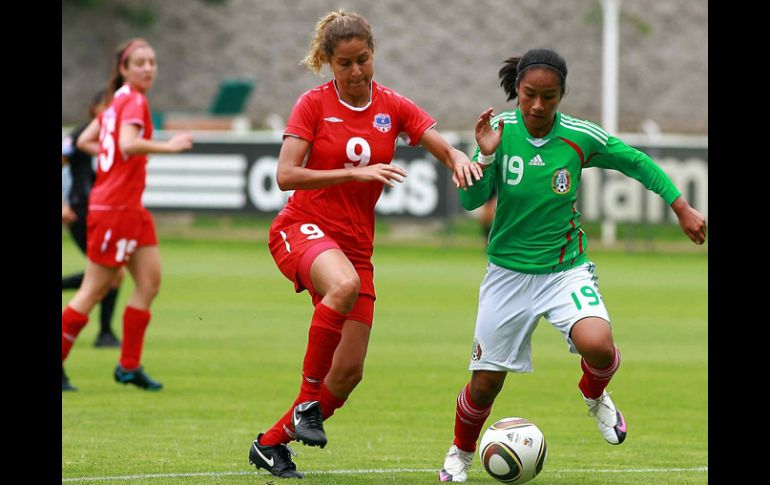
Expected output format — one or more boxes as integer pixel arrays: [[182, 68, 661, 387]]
[[61, 38, 193, 392], [248, 10, 482, 479], [62, 90, 124, 349]]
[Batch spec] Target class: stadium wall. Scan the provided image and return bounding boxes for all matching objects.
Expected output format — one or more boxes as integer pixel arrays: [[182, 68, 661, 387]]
[[62, 0, 708, 135]]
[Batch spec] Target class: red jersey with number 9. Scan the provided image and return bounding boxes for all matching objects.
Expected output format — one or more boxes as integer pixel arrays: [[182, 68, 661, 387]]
[[89, 83, 153, 211], [281, 80, 435, 261]]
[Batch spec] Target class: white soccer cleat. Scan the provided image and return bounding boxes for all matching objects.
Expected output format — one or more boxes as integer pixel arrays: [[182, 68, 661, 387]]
[[439, 444, 474, 482], [583, 390, 627, 445]]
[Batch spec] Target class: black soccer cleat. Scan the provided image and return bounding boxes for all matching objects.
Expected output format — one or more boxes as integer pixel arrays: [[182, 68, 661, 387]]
[[62, 367, 78, 392], [249, 433, 304, 479], [94, 332, 121, 348], [114, 364, 163, 391], [292, 400, 327, 448]]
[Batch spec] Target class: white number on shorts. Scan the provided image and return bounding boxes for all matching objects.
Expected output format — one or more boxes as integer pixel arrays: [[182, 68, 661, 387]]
[[502, 155, 524, 186], [115, 238, 138, 263], [300, 224, 325, 240], [279, 230, 291, 252], [344, 137, 371, 168], [98, 116, 117, 172]]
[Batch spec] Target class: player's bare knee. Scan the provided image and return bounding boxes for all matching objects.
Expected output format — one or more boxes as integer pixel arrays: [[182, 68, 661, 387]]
[[580, 342, 615, 368], [327, 275, 360, 310], [340, 274, 361, 300], [137, 278, 161, 301]]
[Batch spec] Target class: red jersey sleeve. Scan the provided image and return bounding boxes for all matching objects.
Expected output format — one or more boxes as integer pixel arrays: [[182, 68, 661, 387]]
[[393, 93, 436, 146], [121, 92, 147, 127], [284, 90, 320, 142]]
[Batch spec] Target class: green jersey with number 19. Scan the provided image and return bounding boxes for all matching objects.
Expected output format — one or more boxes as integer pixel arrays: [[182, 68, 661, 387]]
[[461, 108, 681, 274]]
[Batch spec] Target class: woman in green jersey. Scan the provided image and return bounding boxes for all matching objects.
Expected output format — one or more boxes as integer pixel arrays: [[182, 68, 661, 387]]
[[439, 48, 706, 483]]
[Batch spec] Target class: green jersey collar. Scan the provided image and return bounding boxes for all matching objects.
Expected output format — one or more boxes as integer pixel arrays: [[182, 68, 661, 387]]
[[516, 108, 561, 147]]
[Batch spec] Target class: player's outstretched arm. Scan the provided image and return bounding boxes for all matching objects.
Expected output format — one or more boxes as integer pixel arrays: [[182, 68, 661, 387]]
[[671, 196, 707, 244], [276, 135, 407, 190], [120, 124, 193, 155], [420, 129, 482, 189]]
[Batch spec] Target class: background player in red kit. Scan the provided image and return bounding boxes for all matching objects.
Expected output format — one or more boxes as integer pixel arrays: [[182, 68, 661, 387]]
[[248, 9, 483, 479], [62, 90, 124, 348], [61, 38, 193, 391]]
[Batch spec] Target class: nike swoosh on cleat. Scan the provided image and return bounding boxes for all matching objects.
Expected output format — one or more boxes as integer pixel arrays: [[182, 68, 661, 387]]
[[615, 412, 627, 433], [297, 401, 318, 411], [252, 443, 274, 467]]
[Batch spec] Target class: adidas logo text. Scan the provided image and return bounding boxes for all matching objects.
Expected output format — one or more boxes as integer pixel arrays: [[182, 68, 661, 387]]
[[528, 154, 545, 166]]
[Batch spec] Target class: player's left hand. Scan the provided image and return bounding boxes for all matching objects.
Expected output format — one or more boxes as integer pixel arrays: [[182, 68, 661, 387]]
[[475, 107, 504, 156]]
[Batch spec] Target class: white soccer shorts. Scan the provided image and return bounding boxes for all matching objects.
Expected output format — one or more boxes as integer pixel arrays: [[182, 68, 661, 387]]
[[468, 261, 611, 373]]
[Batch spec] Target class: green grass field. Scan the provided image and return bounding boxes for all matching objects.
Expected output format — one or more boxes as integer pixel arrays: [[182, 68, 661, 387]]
[[62, 228, 707, 484]]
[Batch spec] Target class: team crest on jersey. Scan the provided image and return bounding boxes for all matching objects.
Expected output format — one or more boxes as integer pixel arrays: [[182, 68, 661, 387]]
[[373, 113, 392, 133], [471, 338, 483, 361], [551, 168, 572, 194]]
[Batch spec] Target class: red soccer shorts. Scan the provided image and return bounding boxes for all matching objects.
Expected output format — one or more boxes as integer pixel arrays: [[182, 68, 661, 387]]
[[268, 213, 376, 326], [86, 208, 158, 268]]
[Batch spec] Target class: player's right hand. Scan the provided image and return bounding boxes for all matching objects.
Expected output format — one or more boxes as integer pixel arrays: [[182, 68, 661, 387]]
[[352, 163, 408, 188], [475, 107, 503, 157]]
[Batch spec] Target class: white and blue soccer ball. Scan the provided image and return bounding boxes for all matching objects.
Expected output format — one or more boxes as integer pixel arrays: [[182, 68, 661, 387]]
[[479, 417, 547, 483]]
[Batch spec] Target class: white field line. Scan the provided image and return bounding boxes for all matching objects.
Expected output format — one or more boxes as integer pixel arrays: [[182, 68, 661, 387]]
[[62, 466, 708, 482]]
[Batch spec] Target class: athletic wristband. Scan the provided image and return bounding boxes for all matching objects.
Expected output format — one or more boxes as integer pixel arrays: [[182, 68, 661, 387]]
[[477, 152, 495, 166]]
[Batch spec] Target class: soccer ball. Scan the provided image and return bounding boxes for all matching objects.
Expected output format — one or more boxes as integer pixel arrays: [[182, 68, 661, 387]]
[[479, 417, 547, 483]]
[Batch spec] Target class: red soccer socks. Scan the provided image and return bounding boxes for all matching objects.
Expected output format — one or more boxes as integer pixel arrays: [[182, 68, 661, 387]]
[[300, 303, 347, 398], [261, 303, 347, 446], [453, 383, 492, 452], [120, 306, 151, 370], [62, 306, 89, 361], [578, 345, 621, 399]]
